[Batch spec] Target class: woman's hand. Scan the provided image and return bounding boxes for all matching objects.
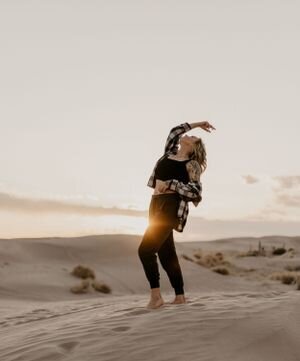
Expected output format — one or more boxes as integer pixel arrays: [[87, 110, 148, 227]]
[[189, 121, 216, 132], [156, 180, 170, 193], [198, 121, 216, 132]]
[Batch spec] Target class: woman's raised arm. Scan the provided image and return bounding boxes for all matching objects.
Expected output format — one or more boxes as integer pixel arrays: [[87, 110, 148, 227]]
[[189, 121, 216, 132]]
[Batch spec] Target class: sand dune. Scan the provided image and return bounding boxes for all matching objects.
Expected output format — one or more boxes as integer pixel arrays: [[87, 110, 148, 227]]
[[0, 234, 300, 360]]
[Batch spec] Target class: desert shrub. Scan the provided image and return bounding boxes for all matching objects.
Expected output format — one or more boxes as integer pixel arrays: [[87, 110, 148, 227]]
[[215, 252, 224, 261], [181, 254, 194, 262], [92, 280, 111, 293], [212, 266, 229, 275], [195, 251, 227, 269], [281, 274, 296, 285], [272, 247, 287, 256], [71, 265, 95, 279], [193, 250, 203, 259], [270, 271, 298, 285]]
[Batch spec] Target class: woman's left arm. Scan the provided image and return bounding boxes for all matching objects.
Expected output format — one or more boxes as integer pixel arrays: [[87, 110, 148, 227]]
[[188, 121, 216, 132]]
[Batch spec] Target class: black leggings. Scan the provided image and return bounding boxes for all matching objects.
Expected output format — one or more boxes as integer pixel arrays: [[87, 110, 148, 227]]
[[138, 193, 185, 296]]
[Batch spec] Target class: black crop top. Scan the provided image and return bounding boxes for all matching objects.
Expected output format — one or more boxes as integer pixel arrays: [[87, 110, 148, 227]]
[[155, 154, 190, 184]]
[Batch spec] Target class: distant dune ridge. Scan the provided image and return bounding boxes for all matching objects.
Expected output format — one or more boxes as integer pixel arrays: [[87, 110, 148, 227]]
[[0, 234, 300, 361]]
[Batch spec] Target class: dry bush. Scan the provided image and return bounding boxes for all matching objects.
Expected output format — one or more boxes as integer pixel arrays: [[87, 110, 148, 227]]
[[215, 252, 224, 261], [270, 271, 299, 285], [70, 279, 90, 294], [71, 265, 95, 279], [193, 250, 203, 259], [194, 251, 228, 269], [281, 274, 296, 285], [212, 266, 230, 275], [272, 247, 287, 256], [91, 280, 111, 293], [181, 254, 194, 262]]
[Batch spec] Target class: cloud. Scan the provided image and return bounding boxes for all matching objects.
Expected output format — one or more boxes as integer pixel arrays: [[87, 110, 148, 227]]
[[272, 176, 300, 190], [242, 175, 259, 184], [269, 176, 300, 208], [0, 192, 147, 217], [274, 193, 300, 208]]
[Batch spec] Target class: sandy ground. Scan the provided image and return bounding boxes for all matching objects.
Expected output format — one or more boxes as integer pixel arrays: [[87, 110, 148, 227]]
[[0, 234, 300, 361]]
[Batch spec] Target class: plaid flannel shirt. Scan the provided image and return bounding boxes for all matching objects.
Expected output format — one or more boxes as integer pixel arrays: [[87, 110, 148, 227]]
[[147, 122, 202, 232]]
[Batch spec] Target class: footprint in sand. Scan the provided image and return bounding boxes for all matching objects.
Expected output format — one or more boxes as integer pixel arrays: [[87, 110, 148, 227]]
[[58, 341, 80, 352], [127, 309, 151, 316]]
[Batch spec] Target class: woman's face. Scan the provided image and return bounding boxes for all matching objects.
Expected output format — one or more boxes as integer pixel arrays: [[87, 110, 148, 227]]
[[180, 135, 199, 148]]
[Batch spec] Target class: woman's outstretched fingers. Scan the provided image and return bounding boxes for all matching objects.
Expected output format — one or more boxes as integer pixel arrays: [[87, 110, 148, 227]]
[[199, 121, 216, 132]]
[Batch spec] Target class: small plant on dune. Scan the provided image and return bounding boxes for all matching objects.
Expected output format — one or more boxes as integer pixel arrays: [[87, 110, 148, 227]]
[[270, 271, 298, 285], [194, 251, 229, 270], [71, 264, 95, 279], [193, 250, 203, 260], [215, 252, 224, 261], [281, 274, 296, 285], [212, 266, 230, 275], [272, 247, 287, 256], [91, 280, 111, 293], [69, 265, 112, 294], [181, 254, 194, 262]]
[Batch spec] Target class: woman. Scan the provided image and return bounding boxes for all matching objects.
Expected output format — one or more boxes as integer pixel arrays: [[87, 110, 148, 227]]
[[138, 120, 216, 309]]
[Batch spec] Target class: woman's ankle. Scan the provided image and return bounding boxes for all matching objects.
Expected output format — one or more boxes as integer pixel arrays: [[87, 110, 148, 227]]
[[150, 287, 162, 298]]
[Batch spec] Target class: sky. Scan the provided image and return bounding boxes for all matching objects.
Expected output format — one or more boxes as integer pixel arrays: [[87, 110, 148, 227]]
[[0, 0, 299, 241]]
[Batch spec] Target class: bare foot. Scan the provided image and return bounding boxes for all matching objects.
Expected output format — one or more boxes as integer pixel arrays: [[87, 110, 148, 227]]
[[170, 294, 186, 304], [146, 297, 165, 309]]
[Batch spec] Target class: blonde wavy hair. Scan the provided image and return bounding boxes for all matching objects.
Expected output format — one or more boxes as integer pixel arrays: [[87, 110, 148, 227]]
[[189, 138, 207, 175]]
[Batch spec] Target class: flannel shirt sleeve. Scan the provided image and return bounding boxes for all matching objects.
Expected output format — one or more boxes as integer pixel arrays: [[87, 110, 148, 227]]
[[165, 179, 202, 206], [164, 122, 192, 154]]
